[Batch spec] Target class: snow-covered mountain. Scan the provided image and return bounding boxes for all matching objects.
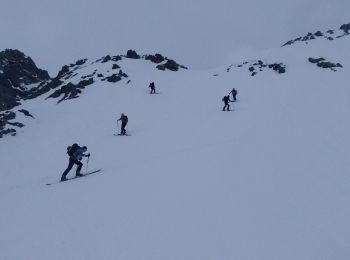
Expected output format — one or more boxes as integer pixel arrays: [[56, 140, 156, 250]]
[[1, 22, 350, 260], [0, 49, 186, 138]]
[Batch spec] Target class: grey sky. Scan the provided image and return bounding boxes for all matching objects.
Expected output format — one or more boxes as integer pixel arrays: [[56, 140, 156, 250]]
[[1, 0, 349, 76]]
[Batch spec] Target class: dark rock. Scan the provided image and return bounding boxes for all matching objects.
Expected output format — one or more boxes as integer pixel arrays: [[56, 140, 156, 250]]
[[0, 49, 50, 111], [48, 83, 75, 99], [317, 62, 333, 68], [101, 55, 112, 63], [126, 50, 140, 59], [97, 73, 104, 77], [78, 78, 94, 88], [0, 128, 16, 138], [18, 109, 34, 118], [308, 57, 325, 63], [314, 31, 323, 37], [0, 110, 19, 138], [144, 53, 165, 64], [0, 79, 22, 111], [336, 63, 343, 68], [112, 64, 120, 69], [75, 59, 87, 66], [249, 66, 255, 72], [156, 59, 181, 71], [0, 49, 50, 85], [309, 57, 343, 70], [282, 40, 293, 46], [268, 63, 286, 73], [57, 83, 82, 103], [106, 74, 122, 83], [302, 36, 309, 41], [57, 65, 70, 78], [340, 23, 350, 33], [1, 111, 16, 121], [47, 78, 93, 103], [26, 78, 63, 100], [118, 69, 128, 78], [112, 56, 122, 62], [317, 61, 341, 69]]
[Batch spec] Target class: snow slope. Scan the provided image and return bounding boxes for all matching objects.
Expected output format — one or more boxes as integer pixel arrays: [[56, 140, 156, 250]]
[[1, 34, 350, 259]]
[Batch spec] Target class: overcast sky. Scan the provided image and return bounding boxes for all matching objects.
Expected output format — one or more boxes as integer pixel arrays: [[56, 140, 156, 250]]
[[1, 0, 349, 75]]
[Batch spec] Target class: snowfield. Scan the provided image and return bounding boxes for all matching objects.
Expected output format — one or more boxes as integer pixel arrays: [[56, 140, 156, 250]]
[[1, 35, 350, 260]]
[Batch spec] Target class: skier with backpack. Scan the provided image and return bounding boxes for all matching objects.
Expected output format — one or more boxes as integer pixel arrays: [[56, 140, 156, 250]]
[[117, 113, 128, 135], [222, 95, 233, 111], [60, 143, 90, 181], [148, 82, 156, 94], [230, 88, 238, 101]]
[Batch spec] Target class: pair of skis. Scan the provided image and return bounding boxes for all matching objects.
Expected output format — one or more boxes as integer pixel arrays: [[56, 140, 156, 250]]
[[113, 133, 131, 136], [46, 168, 102, 186]]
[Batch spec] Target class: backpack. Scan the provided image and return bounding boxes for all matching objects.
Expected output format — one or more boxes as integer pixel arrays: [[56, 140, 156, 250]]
[[67, 143, 79, 157], [123, 115, 128, 124]]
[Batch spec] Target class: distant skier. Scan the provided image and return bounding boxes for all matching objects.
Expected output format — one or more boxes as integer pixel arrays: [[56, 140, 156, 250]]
[[148, 82, 156, 94], [117, 113, 128, 135], [61, 144, 90, 181], [230, 88, 238, 101], [222, 95, 233, 111]]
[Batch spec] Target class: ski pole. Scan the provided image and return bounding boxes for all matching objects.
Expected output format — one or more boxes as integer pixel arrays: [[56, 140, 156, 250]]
[[86, 155, 90, 174]]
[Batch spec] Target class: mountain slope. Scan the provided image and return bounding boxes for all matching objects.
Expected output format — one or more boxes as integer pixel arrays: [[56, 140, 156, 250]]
[[1, 26, 350, 260]]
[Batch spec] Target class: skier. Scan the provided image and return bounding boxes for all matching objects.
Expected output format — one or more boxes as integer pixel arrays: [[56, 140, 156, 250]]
[[230, 88, 238, 101], [117, 113, 128, 135], [61, 144, 90, 181], [148, 82, 156, 94], [222, 95, 233, 111]]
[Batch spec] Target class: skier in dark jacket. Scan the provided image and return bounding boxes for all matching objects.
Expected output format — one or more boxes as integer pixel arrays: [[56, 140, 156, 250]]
[[222, 95, 233, 111], [230, 88, 237, 101], [149, 82, 156, 94], [117, 113, 128, 135], [61, 144, 90, 181]]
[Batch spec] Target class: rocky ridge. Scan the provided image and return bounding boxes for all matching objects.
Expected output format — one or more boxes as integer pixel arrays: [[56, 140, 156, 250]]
[[282, 22, 350, 46], [0, 49, 187, 138]]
